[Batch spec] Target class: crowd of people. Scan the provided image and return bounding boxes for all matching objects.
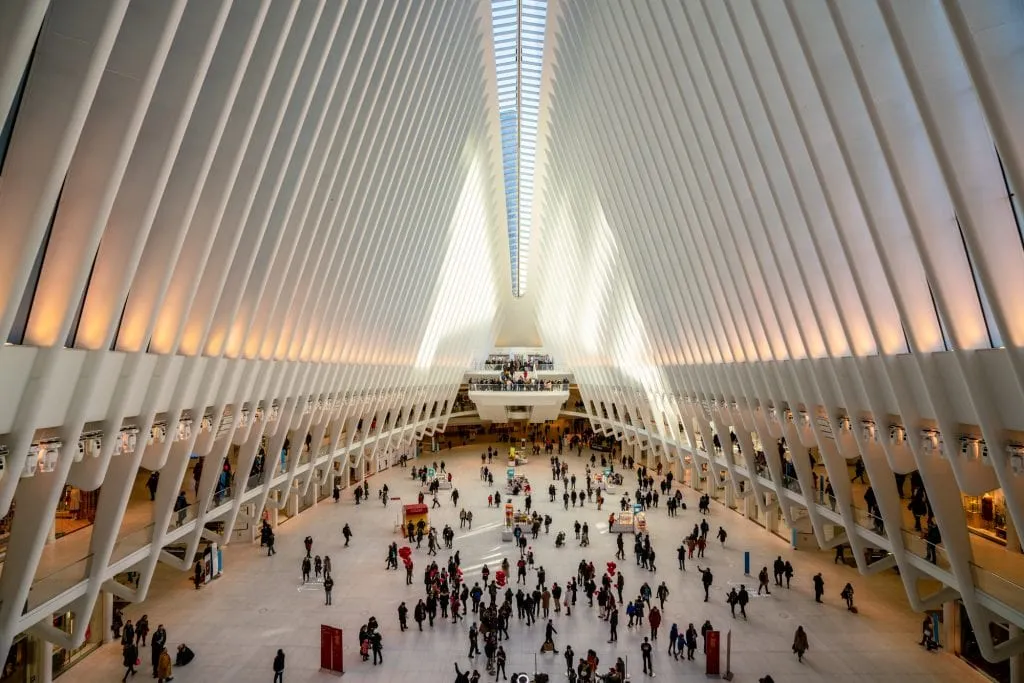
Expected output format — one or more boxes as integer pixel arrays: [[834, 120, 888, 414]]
[[356, 449, 858, 682], [112, 431, 895, 683], [113, 612, 193, 682]]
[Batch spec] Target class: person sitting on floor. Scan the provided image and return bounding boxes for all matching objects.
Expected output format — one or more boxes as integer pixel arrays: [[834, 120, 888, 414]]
[[175, 643, 195, 667]]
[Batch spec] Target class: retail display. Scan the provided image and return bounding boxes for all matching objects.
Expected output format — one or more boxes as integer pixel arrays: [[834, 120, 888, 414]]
[[609, 511, 635, 534], [633, 511, 648, 535], [402, 503, 429, 533], [506, 475, 530, 495]]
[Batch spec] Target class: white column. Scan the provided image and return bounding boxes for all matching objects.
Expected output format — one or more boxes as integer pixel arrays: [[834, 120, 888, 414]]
[[1006, 510, 1021, 554], [32, 636, 52, 683], [943, 601, 957, 654], [1011, 625, 1022, 683], [269, 497, 279, 528]]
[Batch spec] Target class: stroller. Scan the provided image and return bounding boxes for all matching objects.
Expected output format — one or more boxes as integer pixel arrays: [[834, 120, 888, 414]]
[[555, 531, 566, 548]]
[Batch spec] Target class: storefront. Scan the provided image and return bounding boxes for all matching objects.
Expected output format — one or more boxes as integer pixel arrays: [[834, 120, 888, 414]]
[[54, 486, 99, 539], [963, 490, 1008, 544], [955, 602, 1010, 683], [51, 608, 101, 677], [1, 637, 27, 683]]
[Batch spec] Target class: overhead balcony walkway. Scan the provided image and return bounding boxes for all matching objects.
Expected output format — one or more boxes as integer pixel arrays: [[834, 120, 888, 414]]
[[576, 409, 1024, 636]]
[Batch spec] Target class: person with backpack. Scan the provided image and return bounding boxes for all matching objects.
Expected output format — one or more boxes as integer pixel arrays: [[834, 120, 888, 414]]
[[841, 583, 855, 612]]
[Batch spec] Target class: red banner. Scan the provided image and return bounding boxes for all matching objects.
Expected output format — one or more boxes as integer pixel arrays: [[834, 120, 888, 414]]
[[706, 630, 720, 676], [320, 625, 343, 674]]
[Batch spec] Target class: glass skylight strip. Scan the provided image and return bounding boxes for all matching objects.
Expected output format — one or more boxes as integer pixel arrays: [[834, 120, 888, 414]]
[[491, 0, 547, 297]]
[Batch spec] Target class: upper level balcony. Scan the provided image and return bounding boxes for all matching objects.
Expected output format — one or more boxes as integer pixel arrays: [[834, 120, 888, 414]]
[[468, 378, 570, 392], [466, 354, 571, 423]]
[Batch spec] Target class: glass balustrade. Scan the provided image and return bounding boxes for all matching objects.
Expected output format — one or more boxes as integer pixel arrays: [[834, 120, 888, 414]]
[[898, 527, 951, 570], [109, 524, 156, 565], [168, 500, 201, 532], [971, 561, 1024, 611], [851, 505, 888, 538], [468, 381, 570, 391], [28, 554, 91, 611]]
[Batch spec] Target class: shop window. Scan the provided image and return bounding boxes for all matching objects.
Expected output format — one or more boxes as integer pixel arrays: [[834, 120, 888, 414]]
[[54, 486, 98, 539], [962, 490, 1007, 544], [1, 637, 27, 683], [958, 603, 1010, 683], [51, 610, 99, 676]]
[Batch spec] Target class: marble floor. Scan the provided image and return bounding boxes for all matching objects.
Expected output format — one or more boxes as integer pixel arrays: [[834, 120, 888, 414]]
[[68, 446, 989, 682]]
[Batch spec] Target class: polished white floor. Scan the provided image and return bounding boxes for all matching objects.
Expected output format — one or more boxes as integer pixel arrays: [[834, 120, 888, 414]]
[[69, 446, 988, 682]]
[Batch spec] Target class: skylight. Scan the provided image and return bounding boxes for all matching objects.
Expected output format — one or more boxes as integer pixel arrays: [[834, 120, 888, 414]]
[[491, 0, 547, 298]]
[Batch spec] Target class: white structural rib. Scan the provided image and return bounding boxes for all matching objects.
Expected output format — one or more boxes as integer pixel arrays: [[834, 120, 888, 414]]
[[533, 0, 1024, 664], [1, 0, 1024, 670], [0, 0, 507, 663]]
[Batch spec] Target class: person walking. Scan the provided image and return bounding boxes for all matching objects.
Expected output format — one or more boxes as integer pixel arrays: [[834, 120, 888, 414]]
[[324, 574, 334, 605], [542, 619, 559, 653], [135, 615, 149, 647], [641, 636, 654, 676], [398, 602, 408, 631], [342, 523, 352, 547], [121, 640, 138, 682], [468, 622, 480, 658], [793, 626, 809, 663], [656, 581, 669, 610], [813, 573, 825, 603], [273, 649, 285, 683], [758, 567, 772, 595], [841, 582, 855, 611], [737, 585, 749, 620], [648, 605, 662, 641], [685, 623, 698, 661], [494, 644, 507, 680]]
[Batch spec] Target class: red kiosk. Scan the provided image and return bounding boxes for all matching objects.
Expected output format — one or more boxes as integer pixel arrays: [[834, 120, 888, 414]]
[[320, 624, 343, 674]]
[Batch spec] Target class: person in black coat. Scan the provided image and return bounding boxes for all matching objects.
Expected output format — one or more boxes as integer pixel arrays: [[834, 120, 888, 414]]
[[150, 625, 167, 677], [121, 641, 138, 682], [175, 644, 195, 667], [273, 649, 285, 683]]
